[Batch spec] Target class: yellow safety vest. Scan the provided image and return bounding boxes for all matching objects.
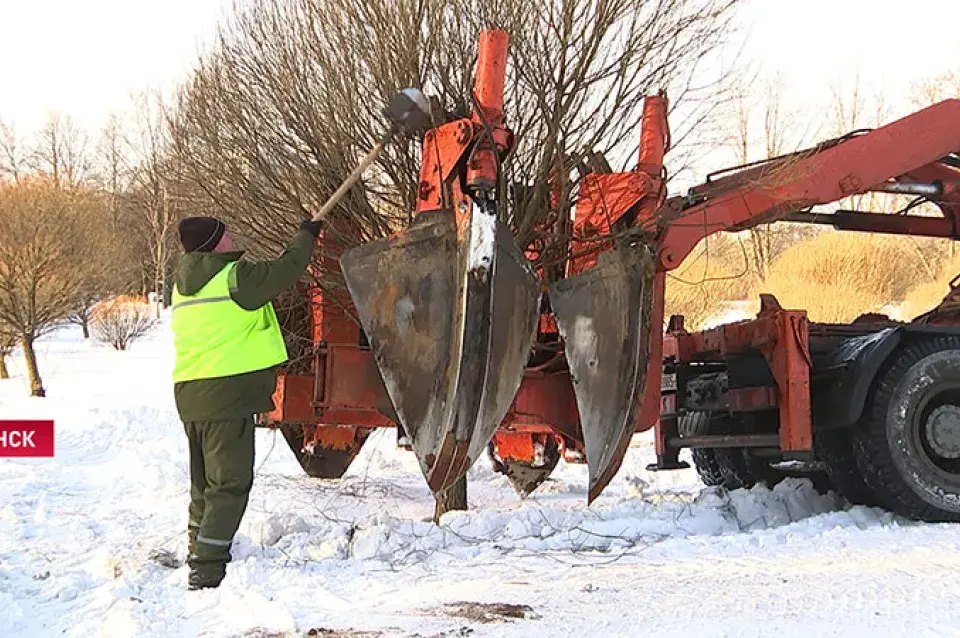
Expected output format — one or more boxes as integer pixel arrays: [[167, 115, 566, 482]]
[[171, 261, 288, 383]]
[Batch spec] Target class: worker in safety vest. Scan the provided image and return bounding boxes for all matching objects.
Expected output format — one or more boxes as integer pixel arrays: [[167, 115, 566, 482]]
[[171, 215, 321, 590]]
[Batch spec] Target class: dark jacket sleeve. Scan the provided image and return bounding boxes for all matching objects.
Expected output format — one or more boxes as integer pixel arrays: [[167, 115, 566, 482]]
[[229, 227, 318, 310]]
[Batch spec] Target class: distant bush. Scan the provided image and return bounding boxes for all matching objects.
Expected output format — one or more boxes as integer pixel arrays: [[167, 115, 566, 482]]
[[91, 298, 157, 351]]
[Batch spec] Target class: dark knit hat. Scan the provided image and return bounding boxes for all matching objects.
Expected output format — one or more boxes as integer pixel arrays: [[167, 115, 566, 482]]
[[178, 216, 226, 252]]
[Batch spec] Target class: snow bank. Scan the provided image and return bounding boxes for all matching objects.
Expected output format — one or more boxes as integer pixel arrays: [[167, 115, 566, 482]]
[[0, 316, 954, 637], [318, 479, 846, 566]]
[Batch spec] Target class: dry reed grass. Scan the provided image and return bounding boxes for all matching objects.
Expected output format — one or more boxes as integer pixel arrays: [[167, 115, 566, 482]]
[[897, 254, 960, 320], [664, 230, 945, 326], [750, 231, 927, 322]]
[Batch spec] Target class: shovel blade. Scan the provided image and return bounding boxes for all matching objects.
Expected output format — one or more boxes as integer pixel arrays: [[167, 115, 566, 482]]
[[340, 210, 459, 486], [340, 205, 540, 494], [548, 242, 656, 503], [463, 213, 542, 475]]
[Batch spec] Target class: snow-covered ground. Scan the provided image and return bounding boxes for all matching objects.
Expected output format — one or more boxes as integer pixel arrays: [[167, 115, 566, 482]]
[[3, 315, 960, 638]]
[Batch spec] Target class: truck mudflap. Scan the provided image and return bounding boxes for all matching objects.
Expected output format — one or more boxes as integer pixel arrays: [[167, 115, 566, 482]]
[[548, 241, 657, 502], [340, 199, 540, 494]]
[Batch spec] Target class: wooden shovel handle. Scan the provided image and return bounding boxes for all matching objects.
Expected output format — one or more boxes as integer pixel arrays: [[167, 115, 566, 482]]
[[311, 130, 394, 223]]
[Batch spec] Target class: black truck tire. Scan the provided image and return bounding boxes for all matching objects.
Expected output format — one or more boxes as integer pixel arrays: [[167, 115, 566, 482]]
[[678, 412, 789, 490], [815, 428, 880, 507], [678, 412, 727, 486], [852, 336, 960, 522]]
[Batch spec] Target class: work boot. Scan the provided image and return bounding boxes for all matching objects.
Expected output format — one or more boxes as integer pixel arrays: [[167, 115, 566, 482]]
[[187, 562, 226, 591]]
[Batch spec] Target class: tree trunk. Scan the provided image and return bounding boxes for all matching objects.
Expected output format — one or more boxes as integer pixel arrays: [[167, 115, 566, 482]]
[[0, 355, 8, 380], [433, 475, 468, 523], [154, 263, 163, 320], [21, 335, 45, 397], [81, 320, 90, 339]]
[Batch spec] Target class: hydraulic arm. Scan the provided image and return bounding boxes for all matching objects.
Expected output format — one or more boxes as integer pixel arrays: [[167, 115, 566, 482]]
[[558, 97, 960, 500]]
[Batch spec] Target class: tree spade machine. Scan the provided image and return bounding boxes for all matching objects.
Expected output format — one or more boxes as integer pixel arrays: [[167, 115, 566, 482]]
[[263, 28, 960, 524]]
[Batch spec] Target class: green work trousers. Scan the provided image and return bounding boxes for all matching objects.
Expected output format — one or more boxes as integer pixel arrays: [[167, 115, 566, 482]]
[[183, 416, 255, 570]]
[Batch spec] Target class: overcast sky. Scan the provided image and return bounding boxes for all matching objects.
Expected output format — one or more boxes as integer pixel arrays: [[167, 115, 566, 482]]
[[740, 0, 960, 107], [1, 0, 958, 140]]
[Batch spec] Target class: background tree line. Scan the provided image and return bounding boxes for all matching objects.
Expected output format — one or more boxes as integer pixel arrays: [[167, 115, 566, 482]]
[[0, 97, 193, 395], [0, 0, 956, 397]]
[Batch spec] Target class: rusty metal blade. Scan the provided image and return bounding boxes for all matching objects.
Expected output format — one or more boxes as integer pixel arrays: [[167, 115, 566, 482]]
[[279, 424, 373, 479], [461, 200, 541, 481], [548, 242, 656, 503], [489, 437, 561, 498], [340, 202, 540, 494], [340, 210, 460, 486]]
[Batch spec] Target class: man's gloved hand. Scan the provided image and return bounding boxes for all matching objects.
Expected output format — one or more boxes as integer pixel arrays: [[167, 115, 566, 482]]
[[300, 219, 323, 238]]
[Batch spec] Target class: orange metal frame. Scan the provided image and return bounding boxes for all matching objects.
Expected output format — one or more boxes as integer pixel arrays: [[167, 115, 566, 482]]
[[659, 295, 812, 459], [645, 99, 960, 465]]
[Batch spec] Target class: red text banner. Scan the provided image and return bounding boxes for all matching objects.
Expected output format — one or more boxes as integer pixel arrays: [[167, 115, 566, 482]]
[[0, 420, 55, 457]]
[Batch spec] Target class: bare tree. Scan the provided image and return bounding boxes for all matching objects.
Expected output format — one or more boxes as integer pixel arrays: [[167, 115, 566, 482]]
[[66, 211, 129, 338], [827, 70, 900, 214], [93, 114, 133, 231], [91, 298, 158, 350], [721, 73, 819, 281], [124, 90, 183, 316], [28, 113, 91, 190], [829, 71, 865, 138], [0, 324, 14, 380], [0, 178, 102, 396], [0, 120, 27, 182], [913, 70, 960, 108]]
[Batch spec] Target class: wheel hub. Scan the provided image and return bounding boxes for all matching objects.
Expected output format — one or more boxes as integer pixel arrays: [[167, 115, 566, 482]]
[[924, 404, 960, 460]]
